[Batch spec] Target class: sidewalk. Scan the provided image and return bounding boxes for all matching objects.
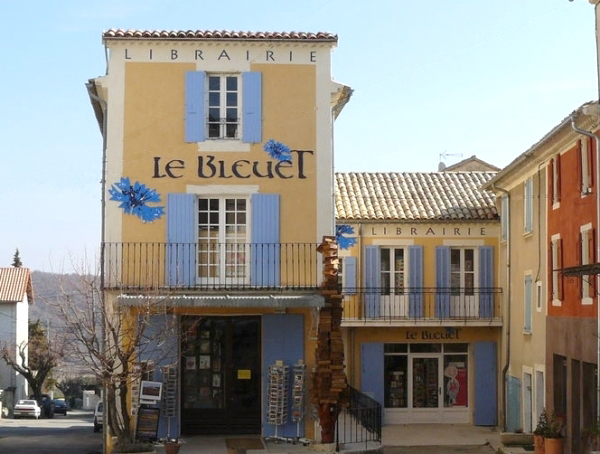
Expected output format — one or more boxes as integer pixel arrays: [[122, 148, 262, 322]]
[[154, 424, 527, 454]]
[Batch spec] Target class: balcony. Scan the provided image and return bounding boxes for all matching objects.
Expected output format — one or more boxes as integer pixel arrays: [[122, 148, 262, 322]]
[[341, 287, 502, 326], [102, 242, 321, 291]]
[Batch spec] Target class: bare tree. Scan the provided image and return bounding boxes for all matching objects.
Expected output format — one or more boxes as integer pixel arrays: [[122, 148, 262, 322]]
[[1, 320, 64, 402], [53, 270, 178, 443]]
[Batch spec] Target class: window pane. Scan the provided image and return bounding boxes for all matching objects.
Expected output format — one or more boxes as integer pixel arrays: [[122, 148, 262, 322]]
[[226, 213, 235, 224], [208, 108, 220, 122], [465, 249, 474, 271], [410, 343, 441, 353], [381, 249, 390, 271], [226, 93, 237, 107], [394, 249, 404, 271], [385, 355, 407, 408], [237, 199, 246, 210], [209, 199, 219, 210], [226, 124, 237, 138], [209, 92, 220, 106], [198, 199, 208, 211], [444, 355, 468, 407], [210, 213, 219, 224], [384, 344, 408, 353], [451, 249, 460, 271], [226, 77, 237, 90], [237, 212, 246, 224], [209, 76, 220, 90], [444, 343, 468, 353], [226, 108, 237, 122], [208, 124, 220, 138], [225, 199, 236, 210], [381, 273, 390, 294], [394, 273, 404, 291], [199, 212, 208, 224]]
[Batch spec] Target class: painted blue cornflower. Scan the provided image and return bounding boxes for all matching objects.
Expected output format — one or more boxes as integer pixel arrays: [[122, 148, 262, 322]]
[[109, 177, 165, 222], [336, 224, 357, 250], [263, 139, 292, 162]]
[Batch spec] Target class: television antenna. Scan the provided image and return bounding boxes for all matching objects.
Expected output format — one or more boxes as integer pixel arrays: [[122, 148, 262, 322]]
[[438, 151, 463, 171]]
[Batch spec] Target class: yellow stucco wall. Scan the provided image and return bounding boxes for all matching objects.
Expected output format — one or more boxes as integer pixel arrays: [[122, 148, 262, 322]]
[[118, 62, 318, 245]]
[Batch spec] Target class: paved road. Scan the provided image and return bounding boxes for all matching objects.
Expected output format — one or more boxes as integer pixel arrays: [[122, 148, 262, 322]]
[[384, 445, 496, 454], [0, 409, 102, 454]]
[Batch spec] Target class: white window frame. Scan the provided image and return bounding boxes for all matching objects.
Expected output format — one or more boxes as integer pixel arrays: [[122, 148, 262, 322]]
[[380, 246, 408, 295], [551, 234, 562, 306], [524, 273, 533, 333], [524, 177, 533, 234], [581, 138, 592, 196], [206, 73, 241, 141], [581, 223, 594, 305], [536, 281, 543, 312], [196, 195, 250, 285]]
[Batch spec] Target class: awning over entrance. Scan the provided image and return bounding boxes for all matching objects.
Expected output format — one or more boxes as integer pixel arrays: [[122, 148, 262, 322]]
[[117, 293, 325, 309]]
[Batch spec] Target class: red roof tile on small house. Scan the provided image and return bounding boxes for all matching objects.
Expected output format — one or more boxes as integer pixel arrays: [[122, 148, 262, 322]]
[[0, 268, 33, 304]]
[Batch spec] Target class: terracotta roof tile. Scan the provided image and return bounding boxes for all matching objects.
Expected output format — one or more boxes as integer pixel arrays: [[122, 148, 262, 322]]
[[0, 267, 33, 303], [103, 29, 337, 42], [335, 172, 498, 221]]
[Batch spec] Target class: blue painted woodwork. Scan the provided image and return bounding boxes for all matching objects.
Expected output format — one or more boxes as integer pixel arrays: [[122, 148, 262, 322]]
[[474, 341, 498, 426], [262, 314, 303, 437], [185, 71, 206, 142], [364, 246, 381, 318], [250, 194, 280, 286], [408, 245, 423, 317], [242, 72, 262, 143], [344, 257, 357, 295], [479, 246, 494, 318], [166, 194, 196, 286], [435, 246, 450, 318]]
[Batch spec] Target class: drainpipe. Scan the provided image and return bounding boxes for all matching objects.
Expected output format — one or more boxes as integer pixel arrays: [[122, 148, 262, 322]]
[[492, 183, 510, 432], [570, 114, 600, 426]]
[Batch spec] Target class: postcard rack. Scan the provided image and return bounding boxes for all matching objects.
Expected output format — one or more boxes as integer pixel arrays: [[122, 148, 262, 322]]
[[266, 362, 289, 441]]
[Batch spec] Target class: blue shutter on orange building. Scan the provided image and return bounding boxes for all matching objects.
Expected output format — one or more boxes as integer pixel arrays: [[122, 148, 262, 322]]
[[435, 246, 450, 319], [364, 246, 380, 318], [408, 245, 423, 318], [185, 71, 206, 142]]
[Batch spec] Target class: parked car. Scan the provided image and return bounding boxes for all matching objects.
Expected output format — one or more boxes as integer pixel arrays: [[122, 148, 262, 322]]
[[53, 398, 68, 415], [30, 394, 55, 418], [93, 401, 103, 432], [13, 399, 41, 419]]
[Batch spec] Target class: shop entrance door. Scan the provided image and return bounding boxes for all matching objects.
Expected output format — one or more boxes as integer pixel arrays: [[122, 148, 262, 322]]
[[181, 316, 261, 435], [410, 355, 442, 421]]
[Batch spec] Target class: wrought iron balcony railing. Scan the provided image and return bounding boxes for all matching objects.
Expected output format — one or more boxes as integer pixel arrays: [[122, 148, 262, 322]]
[[102, 242, 321, 290], [340, 287, 502, 322]]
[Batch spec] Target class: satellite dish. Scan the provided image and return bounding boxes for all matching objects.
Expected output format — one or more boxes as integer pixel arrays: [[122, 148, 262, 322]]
[[438, 162, 447, 171]]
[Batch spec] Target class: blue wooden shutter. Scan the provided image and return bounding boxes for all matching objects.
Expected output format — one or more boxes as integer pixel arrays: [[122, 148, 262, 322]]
[[166, 194, 196, 286], [408, 245, 423, 318], [479, 246, 494, 318], [344, 257, 357, 295], [185, 71, 205, 142], [435, 246, 450, 318], [242, 72, 262, 143], [361, 342, 384, 423], [251, 194, 280, 286], [262, 314, 303, 437], [474, 341, 498, 426], [364, 246, 380, 318]]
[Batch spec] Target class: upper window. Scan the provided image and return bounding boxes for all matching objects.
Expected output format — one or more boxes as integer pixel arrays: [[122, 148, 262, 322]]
[[580, 138, 593, 196], [207, 75, 239, 140], [524, 177, 533, 234], [380, 247, 406, 295], [185, 71, 262, 144], [450, 248, 475, 295]]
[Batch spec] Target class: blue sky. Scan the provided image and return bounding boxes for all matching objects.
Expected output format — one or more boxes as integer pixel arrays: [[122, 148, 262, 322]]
[[0, 0, 597, 272]]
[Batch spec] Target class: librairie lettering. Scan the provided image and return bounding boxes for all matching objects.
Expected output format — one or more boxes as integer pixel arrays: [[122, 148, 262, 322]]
[[405, 329, 461, 340], [153, 150, 313, 179], [124, 48, 318, 63]]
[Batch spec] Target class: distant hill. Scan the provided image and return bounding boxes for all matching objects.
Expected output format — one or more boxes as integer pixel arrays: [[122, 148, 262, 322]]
[[30, 271, 90, 329]]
